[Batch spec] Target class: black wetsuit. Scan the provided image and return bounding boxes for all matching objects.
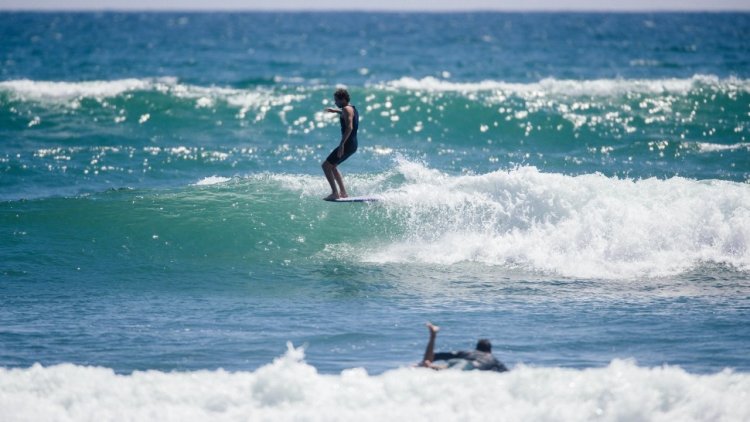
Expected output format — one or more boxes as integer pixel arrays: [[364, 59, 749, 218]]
[[325, 105, 358, 165], [433, 350, 508, 372]]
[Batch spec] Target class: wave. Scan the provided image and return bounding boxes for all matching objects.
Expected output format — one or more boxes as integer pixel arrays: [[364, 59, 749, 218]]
[[0, 77, 174, 101], [0, 77, 304, 115], [2, 75, 747, 151], [365, 160, 750, 278], [3, 74, 747, 104], [1, 344, 747, 422], [3, 75, 746, 154], [5, 159, 748, 280], [264, 159, 750, 279]]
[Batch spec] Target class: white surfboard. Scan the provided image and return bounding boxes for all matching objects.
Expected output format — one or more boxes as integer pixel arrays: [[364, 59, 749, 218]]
[[324, 196, 380, 203]]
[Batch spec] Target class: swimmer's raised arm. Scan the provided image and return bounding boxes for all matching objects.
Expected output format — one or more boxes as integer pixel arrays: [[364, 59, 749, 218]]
[[419, 322, 440, 368]]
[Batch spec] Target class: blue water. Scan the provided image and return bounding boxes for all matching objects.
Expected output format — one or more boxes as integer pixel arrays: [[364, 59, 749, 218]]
[[1, 12, 749, 383]]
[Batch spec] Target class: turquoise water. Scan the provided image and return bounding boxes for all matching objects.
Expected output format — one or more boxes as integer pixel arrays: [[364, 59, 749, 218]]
[[1, 12, 750, 420]]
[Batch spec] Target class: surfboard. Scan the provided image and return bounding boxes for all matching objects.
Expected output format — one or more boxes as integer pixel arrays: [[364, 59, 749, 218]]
[[324, 196, 380, 203]]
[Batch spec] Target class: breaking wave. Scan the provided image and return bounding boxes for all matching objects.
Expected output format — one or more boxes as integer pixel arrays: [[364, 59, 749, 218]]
[[1, 344, 747, 422]]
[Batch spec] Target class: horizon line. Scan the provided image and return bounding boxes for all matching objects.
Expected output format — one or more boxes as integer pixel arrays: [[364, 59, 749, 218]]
[[2, 8, 750, 13]]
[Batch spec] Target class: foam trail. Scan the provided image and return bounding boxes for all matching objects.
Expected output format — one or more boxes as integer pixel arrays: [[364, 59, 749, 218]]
[[694, 142, 750, 153], [1, 345, 747, 422]]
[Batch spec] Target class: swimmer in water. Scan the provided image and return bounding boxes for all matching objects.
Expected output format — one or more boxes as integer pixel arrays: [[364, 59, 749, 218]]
[[419, 322, 508, 372]]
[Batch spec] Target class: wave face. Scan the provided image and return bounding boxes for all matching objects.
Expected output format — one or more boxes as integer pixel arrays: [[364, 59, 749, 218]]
[[1, 346, 748, 422], [3, 160, 748, 280]]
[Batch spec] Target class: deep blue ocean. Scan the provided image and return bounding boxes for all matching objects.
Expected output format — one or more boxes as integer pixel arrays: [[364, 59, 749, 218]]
[[1, 12, 749, 420]]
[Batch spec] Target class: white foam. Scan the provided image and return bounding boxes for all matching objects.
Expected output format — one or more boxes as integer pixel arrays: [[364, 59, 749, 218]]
[[1, 345, 747, 422], [4, 75, 745, 106], [379, 74, 750, 96], [0, 77, 176, 101], [694, 142, 750, 153], [194, 176, 232, 186], [0, 78, 305, 113], [362, 160, 750, 279]]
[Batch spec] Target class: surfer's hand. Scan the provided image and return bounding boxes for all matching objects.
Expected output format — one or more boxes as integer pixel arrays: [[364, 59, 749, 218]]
[[337, 146, 344, 158], [325, 107, 339, 113]]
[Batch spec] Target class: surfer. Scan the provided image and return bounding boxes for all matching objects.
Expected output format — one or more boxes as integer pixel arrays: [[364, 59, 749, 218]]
[[322, 88, 358, 200], [419, 322, 508, 372]]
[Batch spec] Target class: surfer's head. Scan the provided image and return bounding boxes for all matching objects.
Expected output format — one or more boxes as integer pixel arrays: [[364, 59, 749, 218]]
[[334, 88, 350, 107], [476, 339, 492, 353]]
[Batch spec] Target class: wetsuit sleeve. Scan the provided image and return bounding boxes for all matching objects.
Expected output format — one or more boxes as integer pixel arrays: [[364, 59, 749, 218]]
[[474, 353, 509, 372], [493, 361, 509, 372], [432, 351, 470, 361]]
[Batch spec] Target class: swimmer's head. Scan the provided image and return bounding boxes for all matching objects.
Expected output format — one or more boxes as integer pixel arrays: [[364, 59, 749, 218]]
[[476, 339, 492, 353]]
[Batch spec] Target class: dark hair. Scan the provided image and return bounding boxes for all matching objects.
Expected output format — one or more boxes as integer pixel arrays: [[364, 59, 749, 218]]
[[476, 339, 492, 353], [334, 88, 350, 103]]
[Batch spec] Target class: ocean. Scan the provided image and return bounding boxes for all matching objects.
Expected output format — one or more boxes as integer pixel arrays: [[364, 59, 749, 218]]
[[1, 11, 749, 421]]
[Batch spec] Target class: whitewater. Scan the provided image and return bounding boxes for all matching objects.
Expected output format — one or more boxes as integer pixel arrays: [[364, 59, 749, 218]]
[[227, 159, 749, 279], [2, 345, 749, 422]]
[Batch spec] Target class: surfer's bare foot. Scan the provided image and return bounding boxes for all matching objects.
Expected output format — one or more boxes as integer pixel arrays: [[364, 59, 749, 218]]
[[324, 193, 340, 201], [426, 322, 440, 336], [340, 191, 348, 198]]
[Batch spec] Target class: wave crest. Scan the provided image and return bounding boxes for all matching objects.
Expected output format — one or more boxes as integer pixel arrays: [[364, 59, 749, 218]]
[[0, 78, 305, 114], [379, 74, 750, 96]]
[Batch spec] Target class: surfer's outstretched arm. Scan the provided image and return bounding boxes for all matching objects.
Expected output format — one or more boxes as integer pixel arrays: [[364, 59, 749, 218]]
[[420, 322, 440, 368]]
